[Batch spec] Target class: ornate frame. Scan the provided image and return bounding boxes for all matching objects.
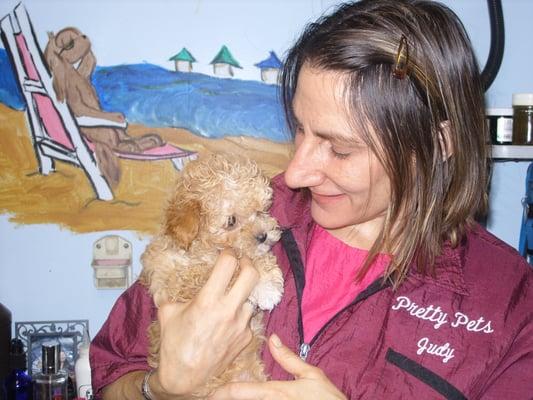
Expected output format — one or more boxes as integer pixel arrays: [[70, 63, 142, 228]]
[[15, 319, 89, 376]]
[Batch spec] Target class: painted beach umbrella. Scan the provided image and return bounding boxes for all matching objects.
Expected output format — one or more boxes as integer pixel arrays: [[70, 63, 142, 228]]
[[169, 47, 197, 72], [210, 45, 242, 78], [255, 51, 282, 84]]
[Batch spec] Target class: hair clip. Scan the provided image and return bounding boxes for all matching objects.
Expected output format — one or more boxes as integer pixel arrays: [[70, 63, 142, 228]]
[[392, 35, 409, 80]]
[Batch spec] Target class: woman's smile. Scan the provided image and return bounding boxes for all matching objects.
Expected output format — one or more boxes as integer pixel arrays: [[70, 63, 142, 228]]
[[310, 191, 346, 205]]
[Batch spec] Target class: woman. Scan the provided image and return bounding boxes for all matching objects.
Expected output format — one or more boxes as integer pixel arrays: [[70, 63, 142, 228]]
[[90, 1, 533, 399]]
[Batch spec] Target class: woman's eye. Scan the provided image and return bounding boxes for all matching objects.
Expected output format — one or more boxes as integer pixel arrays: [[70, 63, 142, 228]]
[[226, 215, 236, 228], [331, 148, 351, 159]]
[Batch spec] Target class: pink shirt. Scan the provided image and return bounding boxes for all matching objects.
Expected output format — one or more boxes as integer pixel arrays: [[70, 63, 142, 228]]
[[302, 225, 389, 343]]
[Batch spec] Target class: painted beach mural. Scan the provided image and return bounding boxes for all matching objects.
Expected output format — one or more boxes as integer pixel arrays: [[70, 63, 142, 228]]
[[0, 3, 292, 234]]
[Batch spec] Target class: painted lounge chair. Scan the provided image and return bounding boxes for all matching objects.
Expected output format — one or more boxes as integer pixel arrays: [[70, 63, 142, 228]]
[[0, 4, 197, 200]]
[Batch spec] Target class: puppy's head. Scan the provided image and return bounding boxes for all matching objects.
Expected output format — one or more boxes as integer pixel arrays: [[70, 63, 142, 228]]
[[163, 153, 279, 255], [236, 210, 281, 258], [49, 27, 91, 66]]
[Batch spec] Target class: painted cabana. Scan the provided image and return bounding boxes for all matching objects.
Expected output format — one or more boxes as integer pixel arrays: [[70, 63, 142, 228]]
[[210, 45, 242, 78], [255, 51, 282, 84], [169, 47, 197, 72]]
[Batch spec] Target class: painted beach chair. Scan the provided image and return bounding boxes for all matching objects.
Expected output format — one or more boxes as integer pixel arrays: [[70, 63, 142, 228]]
[[0, 4, 197, 200]]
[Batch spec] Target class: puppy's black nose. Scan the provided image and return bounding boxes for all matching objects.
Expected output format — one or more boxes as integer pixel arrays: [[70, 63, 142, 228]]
[[256, 233, 267, 243]]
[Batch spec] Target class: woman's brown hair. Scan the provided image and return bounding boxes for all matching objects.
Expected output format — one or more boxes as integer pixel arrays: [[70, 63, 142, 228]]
[[281, 0, 489, 286]]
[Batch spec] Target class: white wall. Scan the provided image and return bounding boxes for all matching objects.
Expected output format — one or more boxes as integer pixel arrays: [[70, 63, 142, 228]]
[[0, 0, 532, 337]]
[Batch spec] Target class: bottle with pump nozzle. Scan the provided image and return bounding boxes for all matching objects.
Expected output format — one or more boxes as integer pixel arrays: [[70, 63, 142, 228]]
[[32, 343, 68, 400], [3, 338, 32, 400], [74, 328, 93, 399]]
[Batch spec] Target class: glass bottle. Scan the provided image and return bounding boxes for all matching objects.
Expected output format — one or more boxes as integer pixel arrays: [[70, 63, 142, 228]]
[[32, 343, 68, 400], [486, 108, 513, 145], [3, 339, 32, 400], [512, 93, 533, 145]]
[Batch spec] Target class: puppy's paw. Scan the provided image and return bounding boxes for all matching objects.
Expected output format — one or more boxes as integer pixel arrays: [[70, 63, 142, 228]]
[[250, 279, 283, 311]]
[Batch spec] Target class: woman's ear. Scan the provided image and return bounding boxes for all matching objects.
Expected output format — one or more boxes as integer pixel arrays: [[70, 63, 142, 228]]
[[164, 196, 200, 250], [438, 120, 454, 161]]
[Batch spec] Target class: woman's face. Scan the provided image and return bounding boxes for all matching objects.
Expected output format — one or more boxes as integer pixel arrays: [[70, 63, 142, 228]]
[[284, 65, 392, 249]]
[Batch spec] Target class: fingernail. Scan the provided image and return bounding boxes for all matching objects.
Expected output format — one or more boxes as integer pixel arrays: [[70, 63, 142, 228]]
[[271, 334, 282, 348]]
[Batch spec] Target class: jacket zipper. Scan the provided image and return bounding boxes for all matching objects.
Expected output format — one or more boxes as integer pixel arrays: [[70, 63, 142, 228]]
[[299, 342, 311, 360], [281, 227, 393, 363], [297, 277, 391, 361]]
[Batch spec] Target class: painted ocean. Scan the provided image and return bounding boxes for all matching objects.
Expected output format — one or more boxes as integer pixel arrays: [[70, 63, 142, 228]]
[[0, 49, 290, 142]]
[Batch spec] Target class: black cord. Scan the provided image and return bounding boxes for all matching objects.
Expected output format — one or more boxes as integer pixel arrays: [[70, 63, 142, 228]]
[[481, 0, 505, 92]]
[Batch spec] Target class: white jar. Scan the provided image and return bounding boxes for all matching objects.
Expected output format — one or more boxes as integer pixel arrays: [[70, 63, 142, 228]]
[[74, 341, 92, 399]]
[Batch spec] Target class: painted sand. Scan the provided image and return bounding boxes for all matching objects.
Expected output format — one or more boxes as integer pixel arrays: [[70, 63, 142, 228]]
[[0, 104, 292, 234]]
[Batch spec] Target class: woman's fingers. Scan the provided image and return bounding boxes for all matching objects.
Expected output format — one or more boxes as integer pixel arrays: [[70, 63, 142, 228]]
[[237, 300, 256, 328], [197, 251, 259, 333], [268, 334, 318, 379], [200, 249, 239, 299], [226, 256, 259, 309]]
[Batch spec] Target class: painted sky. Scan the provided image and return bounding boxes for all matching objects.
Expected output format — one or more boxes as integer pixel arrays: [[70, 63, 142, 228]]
[[0, 0, 341, 81], [1, 0, 528, 103]]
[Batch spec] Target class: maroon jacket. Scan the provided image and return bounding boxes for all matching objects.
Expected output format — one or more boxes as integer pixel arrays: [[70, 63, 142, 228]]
[[91, 174, 533, 399]]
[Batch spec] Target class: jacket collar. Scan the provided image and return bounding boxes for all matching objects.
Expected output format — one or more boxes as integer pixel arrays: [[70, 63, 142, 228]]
[[407, 238, 469, 296], [270, 173, 469, 296], [270, 173, 313, 231]]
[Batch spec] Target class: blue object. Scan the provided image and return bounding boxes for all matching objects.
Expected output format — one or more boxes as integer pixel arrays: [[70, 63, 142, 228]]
[[0, 49, 25, 111], [518, 162, 533, 265], [2, 339, 32, 400], [92, 63, 290, 142], [255, 51, 283, 69], [3, 369, 32, 400]]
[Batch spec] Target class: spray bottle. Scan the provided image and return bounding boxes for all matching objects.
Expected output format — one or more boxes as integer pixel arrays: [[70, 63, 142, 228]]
[[74, 328, 92, 399]]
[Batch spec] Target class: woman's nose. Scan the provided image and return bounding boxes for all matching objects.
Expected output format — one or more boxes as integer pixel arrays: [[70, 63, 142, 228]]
[[284, 134, 324, 189]]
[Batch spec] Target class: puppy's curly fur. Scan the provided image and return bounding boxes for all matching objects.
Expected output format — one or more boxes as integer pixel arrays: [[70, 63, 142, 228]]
[[139, 153, 284, 398]]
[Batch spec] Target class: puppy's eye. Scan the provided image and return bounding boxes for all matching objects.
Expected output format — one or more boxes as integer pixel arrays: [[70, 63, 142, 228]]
[[63, 39, 75, 51], [225, 215, 236, 229]]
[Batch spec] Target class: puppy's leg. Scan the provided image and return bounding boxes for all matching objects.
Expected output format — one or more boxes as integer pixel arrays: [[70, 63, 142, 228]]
[[135, 133, 165, 150], [249, 254, 284, 311], [92, 142, 121, 188]]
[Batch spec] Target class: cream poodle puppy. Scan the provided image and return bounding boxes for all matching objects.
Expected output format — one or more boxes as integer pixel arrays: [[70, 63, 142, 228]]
[[139, 153, 284, 398]]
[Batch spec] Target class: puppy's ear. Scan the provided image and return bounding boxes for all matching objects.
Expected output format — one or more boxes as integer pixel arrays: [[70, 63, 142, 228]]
[[164, 198, 201, 250], [44, 34, 67, 103]]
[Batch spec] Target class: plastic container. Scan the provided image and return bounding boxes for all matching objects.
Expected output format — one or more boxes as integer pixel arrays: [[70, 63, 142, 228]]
[[512, 93, 533, 145], [74, 328, 92, 399], [486, 108, 513, 145]]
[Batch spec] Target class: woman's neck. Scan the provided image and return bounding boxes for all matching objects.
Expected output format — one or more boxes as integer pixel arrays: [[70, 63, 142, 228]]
[[325, 214, 388, 250]]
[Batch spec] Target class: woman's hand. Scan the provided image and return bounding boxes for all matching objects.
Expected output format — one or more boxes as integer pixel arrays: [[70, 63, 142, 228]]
[[208, 334, 347, 400], [152, 249, 259, 397]]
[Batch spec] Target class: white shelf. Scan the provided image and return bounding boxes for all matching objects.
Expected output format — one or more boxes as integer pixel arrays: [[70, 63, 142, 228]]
[[492, 145, 533, 160]]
